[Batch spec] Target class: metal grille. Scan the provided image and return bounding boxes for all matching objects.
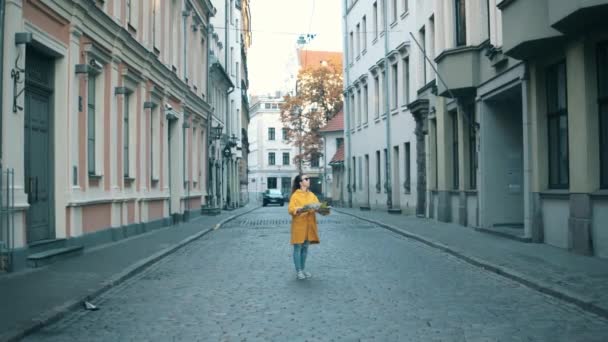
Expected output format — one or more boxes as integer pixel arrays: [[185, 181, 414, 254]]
[[0, 166, 15, 272]]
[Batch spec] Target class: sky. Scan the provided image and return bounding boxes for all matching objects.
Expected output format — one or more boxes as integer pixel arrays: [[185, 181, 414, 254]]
[[247, 0, 343, 96]]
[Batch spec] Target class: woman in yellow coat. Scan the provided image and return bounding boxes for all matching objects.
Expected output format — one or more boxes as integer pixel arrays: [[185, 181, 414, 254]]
[[288, 174, 321, 280]]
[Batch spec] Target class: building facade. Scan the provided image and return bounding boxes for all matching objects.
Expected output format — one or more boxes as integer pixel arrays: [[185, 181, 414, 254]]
[[319, 110, 345, 204], [342, 0, 419, 213], [418, 0, 608, 258], [0, 0, 217, 271], [247, 95, 324, 200]]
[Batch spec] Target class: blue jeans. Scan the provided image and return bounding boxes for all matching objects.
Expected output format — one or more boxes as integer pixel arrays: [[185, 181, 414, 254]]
[[293, 241, 310, 272]]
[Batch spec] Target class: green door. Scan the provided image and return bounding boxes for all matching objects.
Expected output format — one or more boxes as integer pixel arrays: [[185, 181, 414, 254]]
[[24, 48, 54, 243]]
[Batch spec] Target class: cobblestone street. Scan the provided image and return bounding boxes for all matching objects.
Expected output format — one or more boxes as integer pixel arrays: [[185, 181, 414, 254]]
[[24, 207, 608, 341]]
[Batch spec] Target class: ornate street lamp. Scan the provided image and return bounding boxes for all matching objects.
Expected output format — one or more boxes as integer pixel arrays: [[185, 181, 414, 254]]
[[211, 125, 223, 141]]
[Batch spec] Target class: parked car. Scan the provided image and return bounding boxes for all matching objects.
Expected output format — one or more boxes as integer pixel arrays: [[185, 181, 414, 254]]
[[263, 189, 285, 206]]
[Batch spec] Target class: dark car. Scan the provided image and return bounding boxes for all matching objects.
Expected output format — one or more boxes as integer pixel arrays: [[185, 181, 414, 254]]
[[263, 189, 285, 206]]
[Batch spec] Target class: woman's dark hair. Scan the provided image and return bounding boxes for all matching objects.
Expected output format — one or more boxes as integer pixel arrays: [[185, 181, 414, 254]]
[[291, 174, 303, 194]]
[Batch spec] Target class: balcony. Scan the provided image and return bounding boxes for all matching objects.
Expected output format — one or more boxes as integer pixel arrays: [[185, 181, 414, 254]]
[[435, 46, 481, 98], [498, 0, 565, 60], [549, 0, 608, 35]]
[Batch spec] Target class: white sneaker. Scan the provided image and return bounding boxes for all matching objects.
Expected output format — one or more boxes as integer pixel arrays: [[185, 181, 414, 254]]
[[296, 271, 306, 280], [303, 271, 312, 278]]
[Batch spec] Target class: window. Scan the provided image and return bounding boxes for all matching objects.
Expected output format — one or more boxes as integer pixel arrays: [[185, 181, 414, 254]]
[[403, 0, 409, 13], [152, 0, 158, 48], [126, 0, 132, 25], [599, 43, 608, 188], [281, 177, 291, 194], [357, 88, 362, 125], [352, 156, 357, 191], [381, 69, 386, 114], [358, 156, 363, 189], [420, 26, 427, 85], [283, 152, 290, 165], [268, 152, 276, 165], [392, 0, 397, 23], [391, 63, 398, 109], [404, 142, 411, 193], [282, 128, 288, 141], [381, 0, 386, 31], [468, 105, 477, 189], [403, 57, 410, 104], [349, 32, 354, 63], [311, 154, 320, 167], [268, 127, 275, 140], [373, 2, 378, 40], [267, 177, 277, 189], [451, 110, 459, 189], [356, 24, 360, 57], [230, 47, 234, 75], [363, 84, 369, 124], [455, 0, 467, 46], [376, 150, 381, 192], [87, 75, 96, 175], [236, 19, 239, 42], [383, 148, 388, 192], [123, 93, 130, 177], [336, 137, 344, 149], [362, 16, 367, 51], [350, 93, 356, 129], [374, 75, 380, 118], [265, 103, 271, 109], [547, 61, 569, 189], [236, 62, 240, 87]]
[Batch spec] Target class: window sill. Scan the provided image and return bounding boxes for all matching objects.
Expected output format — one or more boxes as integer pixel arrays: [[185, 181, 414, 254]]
[[390, 21, 398, 29], [372, 37, 378, 45], [401, 103, 409, 111], [380, 31, 385, 38], [362, 49, 367, 56], [539, 189, 570, 199], [151, 178, 159, 184], [362, 123, 369, 128], [88, 174, 103, 180], [591, 189, 608, 198], [127, 23, 137, 35], [356, 55, 361, 62], [124, 176, 135, 182], [400, 11, 409, 20], [374, 118, 381, 124], [391, 109, 399, 115]]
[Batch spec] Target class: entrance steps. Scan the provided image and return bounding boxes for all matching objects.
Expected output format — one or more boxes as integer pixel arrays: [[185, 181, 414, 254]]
[[26, 239, 84, 268], [475, 224, 532, 243]]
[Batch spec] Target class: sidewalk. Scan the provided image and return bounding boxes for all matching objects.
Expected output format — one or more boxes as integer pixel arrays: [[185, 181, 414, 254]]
[[0, 205, 259, 342], [335, 207, 608, 319]]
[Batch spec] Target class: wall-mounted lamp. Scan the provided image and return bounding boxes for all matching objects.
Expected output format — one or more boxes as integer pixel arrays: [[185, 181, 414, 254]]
[[11, 33, 33, 113]]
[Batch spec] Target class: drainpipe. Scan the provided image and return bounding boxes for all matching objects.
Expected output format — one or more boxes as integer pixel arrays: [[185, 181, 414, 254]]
[[383, 0, 392, 210], [206, 27, 212, 207], [342, 0, 352, 208], [521, 63, 533, 240], [0, 0, 5, 164]]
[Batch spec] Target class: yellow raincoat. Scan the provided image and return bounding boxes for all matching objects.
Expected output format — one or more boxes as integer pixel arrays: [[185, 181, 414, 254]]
[[288, 189, 320, 245]]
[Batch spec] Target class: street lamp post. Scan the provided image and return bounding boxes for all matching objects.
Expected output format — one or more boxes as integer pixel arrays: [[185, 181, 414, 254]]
[[291, 106, 303, 174]]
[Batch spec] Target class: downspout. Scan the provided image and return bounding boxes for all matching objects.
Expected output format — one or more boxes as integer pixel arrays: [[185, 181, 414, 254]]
[[521, 63, 533, 240], [0, 0, 5, 163], [182, 7, 190, 220], [206, 26, 212, 206], [342, 0, 352, 208], [383, 0, 392, 209]]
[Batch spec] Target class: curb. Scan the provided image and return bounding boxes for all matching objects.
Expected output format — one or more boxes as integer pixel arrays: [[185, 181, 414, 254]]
[[3, 206, 260, 342], [334, 209, 608, 320]]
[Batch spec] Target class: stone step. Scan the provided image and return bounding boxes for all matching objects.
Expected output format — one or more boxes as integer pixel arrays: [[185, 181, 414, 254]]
[[475, 226, 532, 243], [27, 245, 84, 268], [27, 238, 67, 255]]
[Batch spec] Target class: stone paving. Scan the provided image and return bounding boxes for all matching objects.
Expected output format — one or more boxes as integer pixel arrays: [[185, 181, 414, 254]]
[[24, 207, 608, 341]]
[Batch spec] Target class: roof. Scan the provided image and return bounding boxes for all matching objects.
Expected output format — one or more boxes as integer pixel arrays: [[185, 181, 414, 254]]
[[319, 110, 344, 133], [298, 50, 343, 70], [329, 144, 345, 165]]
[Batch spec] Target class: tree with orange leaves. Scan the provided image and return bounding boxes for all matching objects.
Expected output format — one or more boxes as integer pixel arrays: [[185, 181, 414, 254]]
[[280, 61, 343, 171]]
